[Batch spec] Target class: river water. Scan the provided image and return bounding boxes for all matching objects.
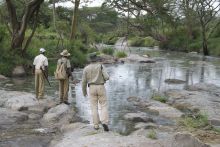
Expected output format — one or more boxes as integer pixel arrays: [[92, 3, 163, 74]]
[[1, 48, 220, 135]]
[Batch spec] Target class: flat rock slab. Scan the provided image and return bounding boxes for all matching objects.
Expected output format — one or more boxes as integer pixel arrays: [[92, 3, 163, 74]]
[[120, 54, 155, 63], [0, 90, 38, 110], [50, 123, 165, 147], [0, 136, 51, 147], [50, 123, 210, 147], [168, 133, 210, 147], [165, 83, 220, 126], [148, 101, 183, 119], [0, 108, 28, 126]]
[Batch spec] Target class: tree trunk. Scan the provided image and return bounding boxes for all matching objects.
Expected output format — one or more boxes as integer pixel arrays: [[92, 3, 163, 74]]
[[70, 0, 80, 40], [202, 25, 209, 56], [6, 0, 44, 56], [52, 0, 56, 30]]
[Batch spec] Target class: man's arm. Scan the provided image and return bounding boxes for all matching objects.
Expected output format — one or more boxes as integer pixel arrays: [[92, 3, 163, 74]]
[[44, 66, 48, 78], [101, 65, 109, 81], [66, 60, 73, 80], [32, 65, 35, 74], [82, 69, 87, 97]]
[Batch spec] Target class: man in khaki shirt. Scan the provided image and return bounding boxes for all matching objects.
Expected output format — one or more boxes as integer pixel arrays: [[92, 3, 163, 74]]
[[33, 48, 48, 99], [82, 55, 110, 131], [57, 50, 73, 105]]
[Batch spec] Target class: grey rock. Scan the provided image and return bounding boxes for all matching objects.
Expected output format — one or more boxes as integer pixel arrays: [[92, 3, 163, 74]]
[[28, 113, 41, 120], [41, 104, 75, 125], [124, 112, 154, 123], [12, 65, 26, 77], [165, 83, 220, 126], [120, 54, 155, 63], [168, 133, 210, 147], [0, 108, 28, 126], [148, 101, 183, 119], [0, 136, 51, 147], [165, 79, 186, 84], [0, 74, 8, 80], [50, 123, 165, 147]]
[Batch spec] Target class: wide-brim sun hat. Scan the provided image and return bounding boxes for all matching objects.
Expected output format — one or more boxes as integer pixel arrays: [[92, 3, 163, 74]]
[[60, 49, 70, 57], [40, 48, 46, 53]]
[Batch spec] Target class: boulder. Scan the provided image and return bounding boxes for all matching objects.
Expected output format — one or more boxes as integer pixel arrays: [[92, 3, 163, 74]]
[[4, 92, 38, 111], [12, 65, 26, 77], [41, 104, 75, 125], [168, 133, 210, 147], [123, 112, 154, 123], [0, 74, 8, 80]]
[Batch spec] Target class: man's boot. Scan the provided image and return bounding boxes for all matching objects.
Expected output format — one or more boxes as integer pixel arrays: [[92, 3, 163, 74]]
[[102, 124, 109, 132]]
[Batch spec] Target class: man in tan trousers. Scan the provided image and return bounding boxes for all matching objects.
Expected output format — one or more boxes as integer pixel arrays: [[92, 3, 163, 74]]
[[33, 48, 48, 99], [57, 50, 73, 105], [82, 55, 110, 131]]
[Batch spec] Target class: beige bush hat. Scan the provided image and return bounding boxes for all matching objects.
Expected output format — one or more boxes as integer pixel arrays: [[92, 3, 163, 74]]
[[60, 49, 70, 57]]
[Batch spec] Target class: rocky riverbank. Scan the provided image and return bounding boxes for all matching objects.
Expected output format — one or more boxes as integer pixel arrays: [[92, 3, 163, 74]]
[[1, 83, 220, 147]]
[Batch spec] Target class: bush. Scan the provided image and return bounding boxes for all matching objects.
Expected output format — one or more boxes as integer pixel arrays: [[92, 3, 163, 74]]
[[66, 41, 87, 67], [115, 51, 127, 58], [178, 113, 209, 129], [188, 41, 202, 53], [87, 47, 99, 54], [151, 94, 168, 103], [103, 36, 118, 45], [129, 36, 158, 47], [147, 130, 157, 139], [102, 47, 114, 55]]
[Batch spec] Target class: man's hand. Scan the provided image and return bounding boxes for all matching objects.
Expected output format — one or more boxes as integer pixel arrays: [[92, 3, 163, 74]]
[[71, 75, 74, 81]]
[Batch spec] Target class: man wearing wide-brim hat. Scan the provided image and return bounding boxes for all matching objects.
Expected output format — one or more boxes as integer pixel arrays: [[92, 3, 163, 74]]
[[81, 54, 110, 131], [57, 49, 73, 105]]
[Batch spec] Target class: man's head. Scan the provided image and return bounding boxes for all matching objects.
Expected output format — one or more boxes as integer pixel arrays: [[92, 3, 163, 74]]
[[40, 48, 46, 54], [60, 49, 70, 57]]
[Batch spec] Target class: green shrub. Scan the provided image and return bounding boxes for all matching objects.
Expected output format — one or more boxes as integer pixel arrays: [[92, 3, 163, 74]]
[[103, 36, 118, 45], [115, 51, 127, 58], [102, 47, 114, 55], [87, 47, 99, 53], [129, 36, 158, 47], [151, 94, 168, 103], [188, 41, 202, 53], [208, 37, 220, 56], [147, 129, 157, 139], [178, 113, 209, 129]]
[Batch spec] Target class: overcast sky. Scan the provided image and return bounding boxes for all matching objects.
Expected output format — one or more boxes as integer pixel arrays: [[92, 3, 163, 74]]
[[58, 0, 105, 8]]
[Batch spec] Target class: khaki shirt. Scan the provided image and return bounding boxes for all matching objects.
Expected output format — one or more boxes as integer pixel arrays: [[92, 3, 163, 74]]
[[57, 57, 71, 68], [33, 54, 48, 70], [82, 63, 109, 96]]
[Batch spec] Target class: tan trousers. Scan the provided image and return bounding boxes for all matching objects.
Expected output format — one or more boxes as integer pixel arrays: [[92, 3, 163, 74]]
[[59, 77, 69, 102], [35, 69, 45, 99], [89, 85, 109, 126]]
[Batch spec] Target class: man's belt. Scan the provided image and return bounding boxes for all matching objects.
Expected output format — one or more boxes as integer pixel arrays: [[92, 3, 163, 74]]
[[88, 83, 104, 87]]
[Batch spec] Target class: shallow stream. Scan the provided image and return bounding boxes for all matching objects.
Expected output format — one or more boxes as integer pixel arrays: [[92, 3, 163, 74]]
[[1, 48, 220, 135]]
